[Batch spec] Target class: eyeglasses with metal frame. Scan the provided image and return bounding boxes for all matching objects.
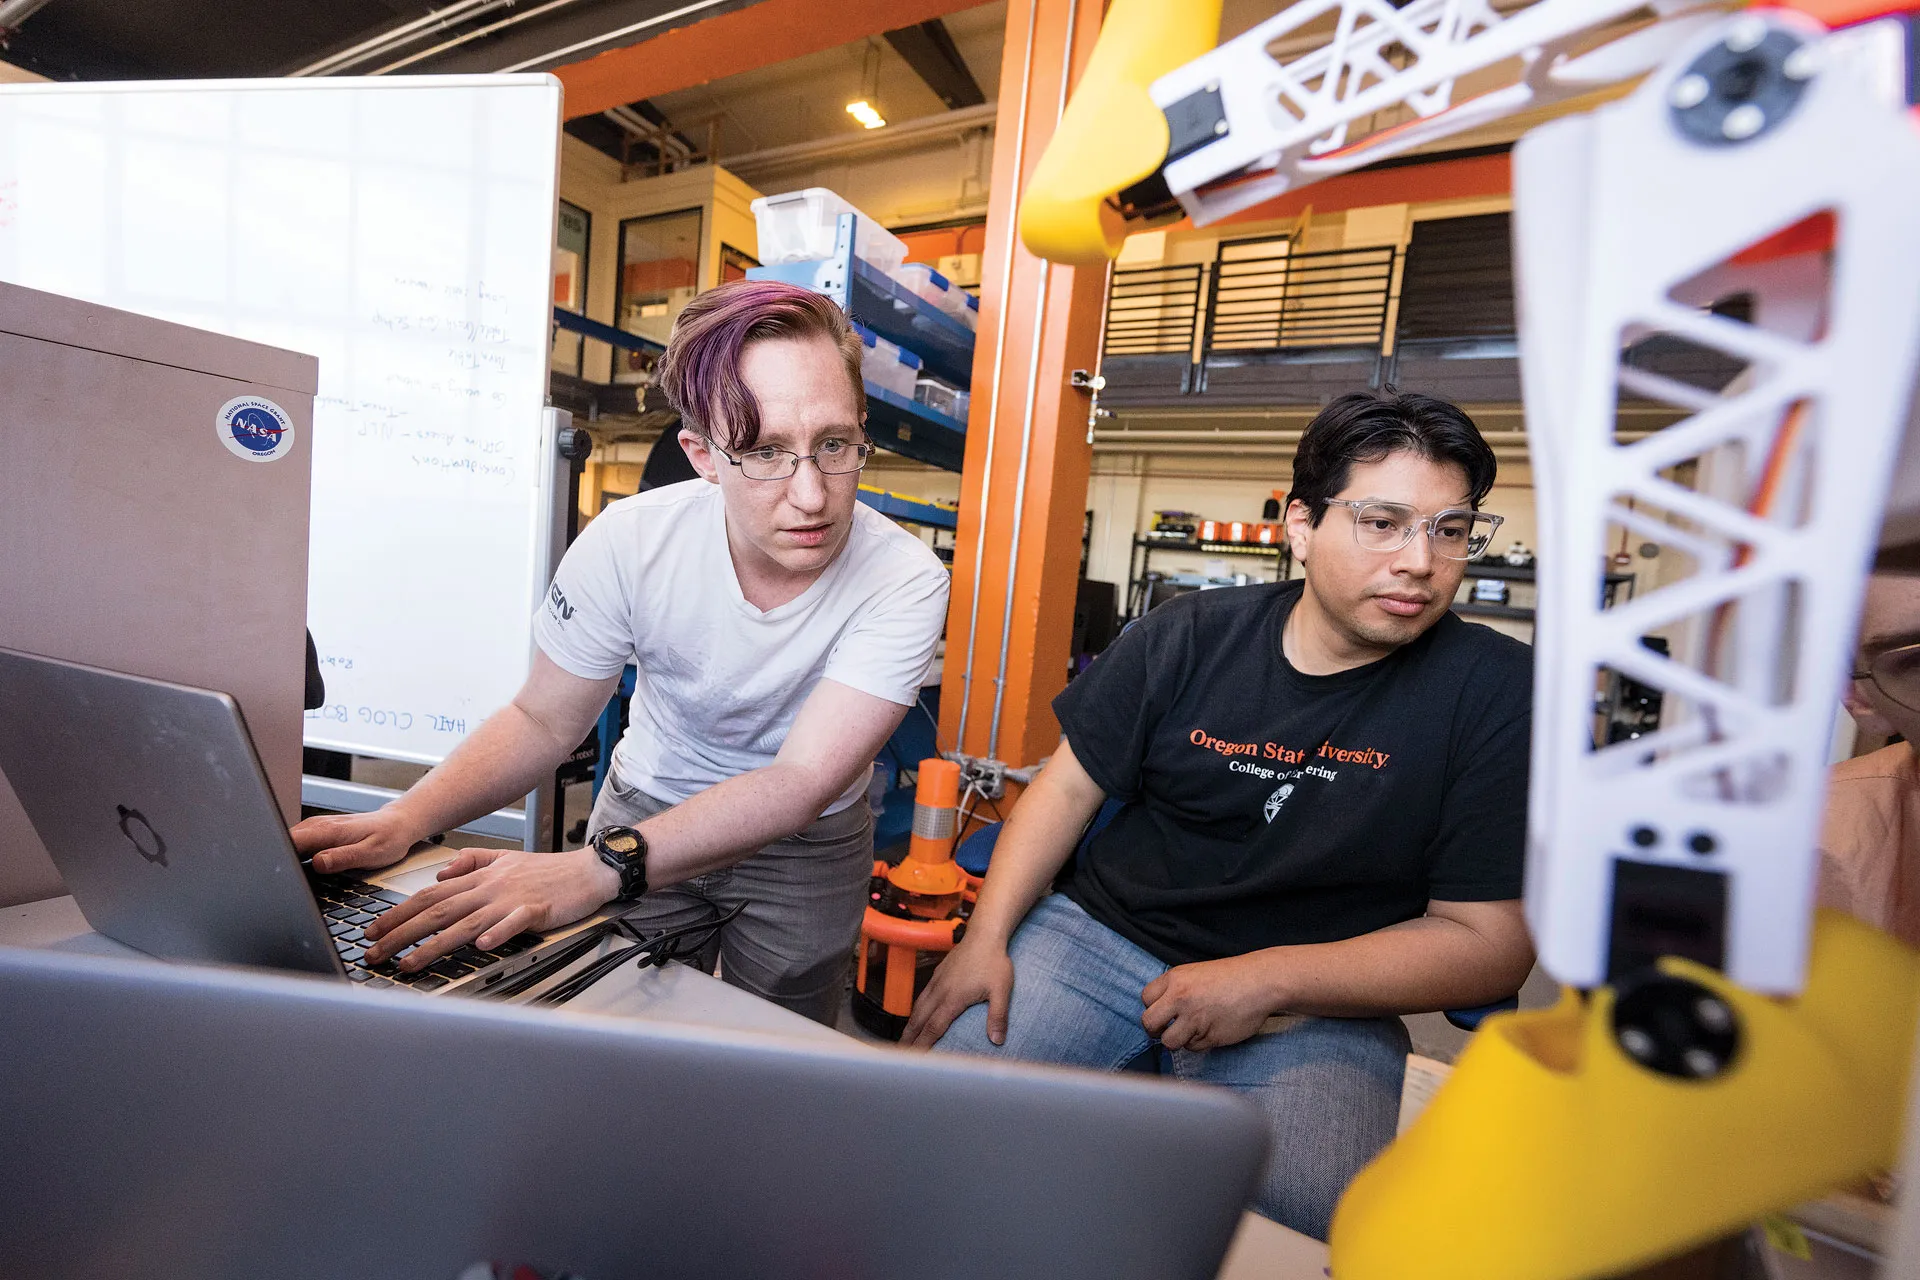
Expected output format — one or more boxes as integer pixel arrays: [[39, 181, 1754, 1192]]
[[712, 434, 874, 481], [1321, 498, 1504, 561], [1853, 640, 1920, 713]]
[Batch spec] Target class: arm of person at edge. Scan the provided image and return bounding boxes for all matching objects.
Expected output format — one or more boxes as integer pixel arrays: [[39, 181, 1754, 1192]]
[[901, 737, 1536, 1053], [289, 652, 908, 972]]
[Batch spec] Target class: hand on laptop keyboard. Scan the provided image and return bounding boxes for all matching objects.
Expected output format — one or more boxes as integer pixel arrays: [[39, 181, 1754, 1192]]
[[290, 808, 423, 875], [361, 845, 622, 973]]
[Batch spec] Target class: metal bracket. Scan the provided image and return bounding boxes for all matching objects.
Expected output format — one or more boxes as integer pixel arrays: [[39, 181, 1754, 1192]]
[[944, 752, 1009, 801], [1069, 369, 1106, 392], [942, 753, 1052, 800]]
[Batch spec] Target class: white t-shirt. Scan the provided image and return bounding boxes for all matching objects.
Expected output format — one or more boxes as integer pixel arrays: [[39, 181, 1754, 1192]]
[[534, 479, 950, 814]]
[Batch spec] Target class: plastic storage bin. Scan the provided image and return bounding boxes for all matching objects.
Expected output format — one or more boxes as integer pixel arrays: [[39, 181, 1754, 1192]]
[[894, 262, 978, 329], [894, 262, 950, 305], [853, 322, 922, 399], [751, 188, 908, 274], [914, 376, 969, 422]]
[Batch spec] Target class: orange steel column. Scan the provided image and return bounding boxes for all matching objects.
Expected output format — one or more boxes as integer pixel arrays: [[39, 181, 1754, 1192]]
[[938, 0, 1107, 773]]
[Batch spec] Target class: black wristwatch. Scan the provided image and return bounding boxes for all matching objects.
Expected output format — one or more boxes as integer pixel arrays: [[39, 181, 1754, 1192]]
[[590, 824, 649, 901]]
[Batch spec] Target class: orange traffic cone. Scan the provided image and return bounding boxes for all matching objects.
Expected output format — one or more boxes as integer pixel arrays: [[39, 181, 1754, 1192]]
[[851, 758, 976, 1039]]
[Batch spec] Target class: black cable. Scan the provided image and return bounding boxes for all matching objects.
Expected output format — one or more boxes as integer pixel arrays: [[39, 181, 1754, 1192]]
[[478, 925, 624, 1001], [531, 903, 748, 1007], [534, 906, 743, 1006]]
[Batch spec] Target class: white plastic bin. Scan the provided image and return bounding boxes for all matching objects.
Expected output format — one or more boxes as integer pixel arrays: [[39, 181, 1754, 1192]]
[[914, 376, 969, 422], [853, 322, 921, 399], [894, 262, 978, 329], [750, 188, 908, 274], [893, 262, 950, 305]]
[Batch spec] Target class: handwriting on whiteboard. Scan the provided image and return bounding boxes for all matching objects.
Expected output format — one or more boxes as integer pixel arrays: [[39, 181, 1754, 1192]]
[[305, 704, 470, 736], [371, 310, 510, 345], [391, 275, 510, 306], [315, 395, 518, 484]]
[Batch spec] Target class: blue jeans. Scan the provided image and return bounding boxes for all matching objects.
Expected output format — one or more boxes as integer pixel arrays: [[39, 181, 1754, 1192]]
[[934, 894, 1408, 1240]]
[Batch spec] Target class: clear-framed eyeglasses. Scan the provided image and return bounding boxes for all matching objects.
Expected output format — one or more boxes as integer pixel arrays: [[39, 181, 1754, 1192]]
[[714, 436, 874, 481], [1322, 498, 1504, 561], [1854, 641, 1920, 713]]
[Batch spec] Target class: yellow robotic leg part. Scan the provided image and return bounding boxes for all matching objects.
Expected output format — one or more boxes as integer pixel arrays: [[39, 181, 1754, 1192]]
[[1328, 910, 1920, 1280], [1015, 0, 1222, 266]]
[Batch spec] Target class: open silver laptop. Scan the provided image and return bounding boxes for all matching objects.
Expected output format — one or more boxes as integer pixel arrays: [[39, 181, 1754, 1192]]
[[0, 646, 606, 995], [0, 945, 1267, 1280]]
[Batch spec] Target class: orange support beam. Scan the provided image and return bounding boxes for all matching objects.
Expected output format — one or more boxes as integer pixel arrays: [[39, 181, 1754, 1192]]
[[555, 0, 995, 120], [938, 0, 1106, 773]]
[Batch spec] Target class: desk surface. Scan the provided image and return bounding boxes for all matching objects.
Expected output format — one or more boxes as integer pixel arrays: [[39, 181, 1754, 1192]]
[[0, 893, 1329, 1279]]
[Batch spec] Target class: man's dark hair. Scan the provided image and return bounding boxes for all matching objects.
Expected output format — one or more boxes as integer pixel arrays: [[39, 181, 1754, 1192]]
[[1285, 388, 1497, 525]]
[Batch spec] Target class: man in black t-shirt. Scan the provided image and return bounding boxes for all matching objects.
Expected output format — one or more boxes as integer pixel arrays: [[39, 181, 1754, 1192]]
[[903, 389, 1535, 1240]]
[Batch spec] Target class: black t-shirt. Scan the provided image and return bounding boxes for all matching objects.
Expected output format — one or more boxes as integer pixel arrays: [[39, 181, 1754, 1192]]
[[1052, 579, 1531, 967]]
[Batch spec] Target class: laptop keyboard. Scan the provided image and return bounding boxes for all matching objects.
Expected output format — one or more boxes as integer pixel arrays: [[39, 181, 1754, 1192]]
[[307, 873, 538, 993]]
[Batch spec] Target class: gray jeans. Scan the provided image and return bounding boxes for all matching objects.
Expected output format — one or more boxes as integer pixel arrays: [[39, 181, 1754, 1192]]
[[587, 775, 874, 1025]]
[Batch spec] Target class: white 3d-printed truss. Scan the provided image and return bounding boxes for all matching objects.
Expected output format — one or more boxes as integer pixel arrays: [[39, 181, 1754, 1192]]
[[1155, 0, 1720, 225], [1514, 13, 1920, 992]]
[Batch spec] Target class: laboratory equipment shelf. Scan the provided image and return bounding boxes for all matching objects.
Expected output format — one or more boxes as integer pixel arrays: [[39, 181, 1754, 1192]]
[[856, 484, 959, 531], [863, 382, 968, 473], [1453, 561, 1638, 623], [746, 213, 975, 474], [1454, 602, 1536, 621], [1126, 536, 1292, 618], [745, 216, 976, 387], [844, 257, 976, 387]]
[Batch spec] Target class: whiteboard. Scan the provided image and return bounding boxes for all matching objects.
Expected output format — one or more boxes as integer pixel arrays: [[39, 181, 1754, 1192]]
[[0, 76, 562, 764]]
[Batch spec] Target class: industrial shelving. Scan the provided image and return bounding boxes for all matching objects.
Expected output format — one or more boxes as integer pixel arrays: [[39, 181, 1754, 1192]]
[[745, 213, 973, 473]]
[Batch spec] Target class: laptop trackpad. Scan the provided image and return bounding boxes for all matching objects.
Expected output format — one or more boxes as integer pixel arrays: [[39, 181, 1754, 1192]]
[[364, 842, 461, 898], [377, 862, 450, 897]]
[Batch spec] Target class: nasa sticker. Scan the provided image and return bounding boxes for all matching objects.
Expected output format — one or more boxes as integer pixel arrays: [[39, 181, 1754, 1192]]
[[215, 395, 295, 462]]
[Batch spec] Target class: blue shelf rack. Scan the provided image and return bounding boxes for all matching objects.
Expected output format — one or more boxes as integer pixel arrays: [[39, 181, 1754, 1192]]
[[855, 483, 958, 530], [747, 212, 975, 472], [862, 381, 968, 473]]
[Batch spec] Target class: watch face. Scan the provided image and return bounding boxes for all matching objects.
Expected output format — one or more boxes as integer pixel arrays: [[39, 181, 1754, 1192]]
[[601, 829, 641, 856]]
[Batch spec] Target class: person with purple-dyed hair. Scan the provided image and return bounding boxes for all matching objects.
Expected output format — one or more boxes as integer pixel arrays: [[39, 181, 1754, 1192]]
[[292, 280, 951, 1022]]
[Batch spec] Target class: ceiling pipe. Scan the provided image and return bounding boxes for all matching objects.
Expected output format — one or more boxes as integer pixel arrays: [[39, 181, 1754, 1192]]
[[721, 102, 997, 176], [376, 0, 602, 73], [496, 0, 736, 74], [291, 0, 502, 76], [605, 103, 695, 161]]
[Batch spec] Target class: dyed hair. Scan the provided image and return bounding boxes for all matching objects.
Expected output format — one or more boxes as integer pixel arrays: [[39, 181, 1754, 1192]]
[[1285, 388, 1497, 524], [657, 279, 865, 451]]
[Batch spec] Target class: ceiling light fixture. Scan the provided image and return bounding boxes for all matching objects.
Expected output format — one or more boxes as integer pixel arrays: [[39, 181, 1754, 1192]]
[[845, 100, 887, 130]]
